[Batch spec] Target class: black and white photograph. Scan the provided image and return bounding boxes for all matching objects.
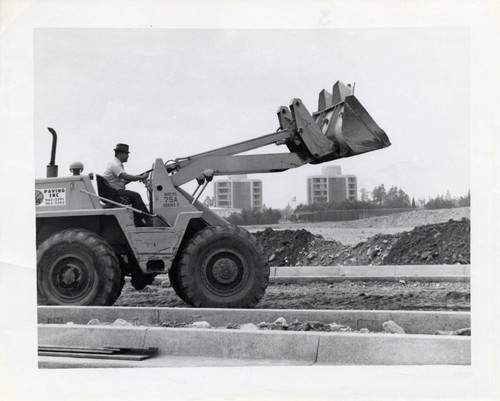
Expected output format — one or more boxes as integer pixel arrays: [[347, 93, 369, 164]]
[[1, 1, 498, 400]]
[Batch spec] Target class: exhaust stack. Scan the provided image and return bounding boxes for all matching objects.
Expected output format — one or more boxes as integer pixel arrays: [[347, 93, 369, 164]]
[[46, 127, 58, 177]]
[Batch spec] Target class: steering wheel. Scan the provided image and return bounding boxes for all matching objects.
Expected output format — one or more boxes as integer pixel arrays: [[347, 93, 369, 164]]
[[141, 177, 152, 193]]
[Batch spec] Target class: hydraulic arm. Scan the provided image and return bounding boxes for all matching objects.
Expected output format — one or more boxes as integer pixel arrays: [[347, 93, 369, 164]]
[[166, 81, 390, 187]]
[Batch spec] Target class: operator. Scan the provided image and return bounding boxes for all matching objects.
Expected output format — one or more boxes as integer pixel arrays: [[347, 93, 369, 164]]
[[102, 143, 152, 227]]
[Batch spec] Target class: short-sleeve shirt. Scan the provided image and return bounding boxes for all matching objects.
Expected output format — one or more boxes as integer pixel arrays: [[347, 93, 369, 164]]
[[103, 157, 126, 190]]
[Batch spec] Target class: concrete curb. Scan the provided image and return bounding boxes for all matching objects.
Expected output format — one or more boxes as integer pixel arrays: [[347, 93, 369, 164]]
[[271, 264, 470, 283], [142, 265, 470, 286], [38, 324, 471, 365], [38, 307, 471, 335]]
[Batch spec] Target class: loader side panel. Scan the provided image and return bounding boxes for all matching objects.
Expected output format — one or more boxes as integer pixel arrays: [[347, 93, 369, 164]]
[[35, 175, 101, 211], [36, 214, 130, 253]]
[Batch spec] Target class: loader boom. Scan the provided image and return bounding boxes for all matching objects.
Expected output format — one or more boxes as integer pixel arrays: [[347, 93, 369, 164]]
[[166, 81, 390, 187]]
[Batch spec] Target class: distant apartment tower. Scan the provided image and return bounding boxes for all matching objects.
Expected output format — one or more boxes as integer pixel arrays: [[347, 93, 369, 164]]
[[214, 175, 263, 211], [307, 166, 357, 204]]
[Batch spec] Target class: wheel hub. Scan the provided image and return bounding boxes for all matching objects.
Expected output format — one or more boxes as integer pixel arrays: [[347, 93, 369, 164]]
[[201, 249, 248, 296], [59, 264, 81, 287], [212, 258, 239, 284], [49, 255, 96, 302]]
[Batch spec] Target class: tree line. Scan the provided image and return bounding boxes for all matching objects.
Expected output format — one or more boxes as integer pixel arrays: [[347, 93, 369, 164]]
[[295, 185, 470, 213], [205, 185, 470, 225], [226, 207, 282, 225]]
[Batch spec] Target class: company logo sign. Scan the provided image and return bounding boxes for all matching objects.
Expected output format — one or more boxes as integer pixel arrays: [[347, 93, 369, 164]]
[[35, 190, 44, 206]]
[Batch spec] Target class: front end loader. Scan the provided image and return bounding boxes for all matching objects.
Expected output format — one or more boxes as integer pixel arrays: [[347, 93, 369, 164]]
[[35, 81, 390, 308]]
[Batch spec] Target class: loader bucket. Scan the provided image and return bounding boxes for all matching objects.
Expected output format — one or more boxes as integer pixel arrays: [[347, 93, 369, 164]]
[[313, 82, 391, 158]]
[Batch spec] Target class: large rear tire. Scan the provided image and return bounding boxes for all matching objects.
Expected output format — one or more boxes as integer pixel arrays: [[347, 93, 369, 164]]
[[173, 225, 269, 308], [168, 263, 190, 304], [37, 229, 121, 306]]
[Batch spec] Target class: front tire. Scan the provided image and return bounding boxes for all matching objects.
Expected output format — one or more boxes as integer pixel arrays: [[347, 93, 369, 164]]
[[37, 229, 121, 306], [174, 225, 269, 308]]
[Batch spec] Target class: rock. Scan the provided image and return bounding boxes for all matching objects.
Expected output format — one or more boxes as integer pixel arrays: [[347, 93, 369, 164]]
[[304, 321, 330, 331], [289, 320, 310, 331], [358, 328, 370, 334], [435, 330, 455, 335], [239, 323, 259, 331], [382, 320, 406, 334], [274, 317, 287, 325], [66, 322, 74, 325], [269, 322, 289, 330], [191, 321, 211, 329], [329, 323, 350, 332], [87, 319, 101, 325], [399, 280, 406, 285], [269, 254, 276, 262], [339, 326, 353, 332], [160, 280, 170, 288], [421, 251, 432, 259], [454, 327, 471, 336], [113, 318, 132, 326]]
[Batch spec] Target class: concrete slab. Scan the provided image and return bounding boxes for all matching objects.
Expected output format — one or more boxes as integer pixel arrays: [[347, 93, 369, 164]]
[[151, 265, 470, 284], [38, 324, 471, 366], [316, 332, 470, 365], [394, 265, 468, 276], [272, 276, 469, 283], [144, 327, 319, 361], [38, 306, 160, 325], [38, 324, 148, 349], [275, 264, 468, 276], [272, 264, 470, 283], [338, 265, 396, 277], [38, 307, 471, 335]]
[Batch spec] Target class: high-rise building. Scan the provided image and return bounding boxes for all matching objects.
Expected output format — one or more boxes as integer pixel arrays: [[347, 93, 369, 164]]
[[213, 175, 263, 211], [307, 166, 357, 204]]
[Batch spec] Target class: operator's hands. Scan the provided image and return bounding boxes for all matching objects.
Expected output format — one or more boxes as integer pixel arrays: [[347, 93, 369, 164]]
[[140, 172, 152, 191]]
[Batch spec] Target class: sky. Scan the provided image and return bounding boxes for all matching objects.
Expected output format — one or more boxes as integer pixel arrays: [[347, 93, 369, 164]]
[[34, 27, 470, 209]]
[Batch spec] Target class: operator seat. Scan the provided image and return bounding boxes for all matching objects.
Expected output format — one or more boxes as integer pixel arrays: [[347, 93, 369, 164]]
[[95, 174, 132, 208]]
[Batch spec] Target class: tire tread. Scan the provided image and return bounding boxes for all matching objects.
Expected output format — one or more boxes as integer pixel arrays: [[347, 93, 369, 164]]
[[37, 229, 121, 306]]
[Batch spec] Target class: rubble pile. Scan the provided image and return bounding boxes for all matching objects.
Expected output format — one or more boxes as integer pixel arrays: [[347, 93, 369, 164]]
[[255, 218, 470, 266], [255, 228, 319, 266], [383, 219, 470, 265]]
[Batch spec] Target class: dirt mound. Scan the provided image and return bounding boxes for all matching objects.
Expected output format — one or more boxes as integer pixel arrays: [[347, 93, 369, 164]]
[[383, 218, 470, 265], [256, 228, 318, 266], [255, 218, 470, 266]]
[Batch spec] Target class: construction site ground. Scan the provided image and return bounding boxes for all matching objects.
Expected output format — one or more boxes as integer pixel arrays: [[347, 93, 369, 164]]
[[115, 207, 470, 311]]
